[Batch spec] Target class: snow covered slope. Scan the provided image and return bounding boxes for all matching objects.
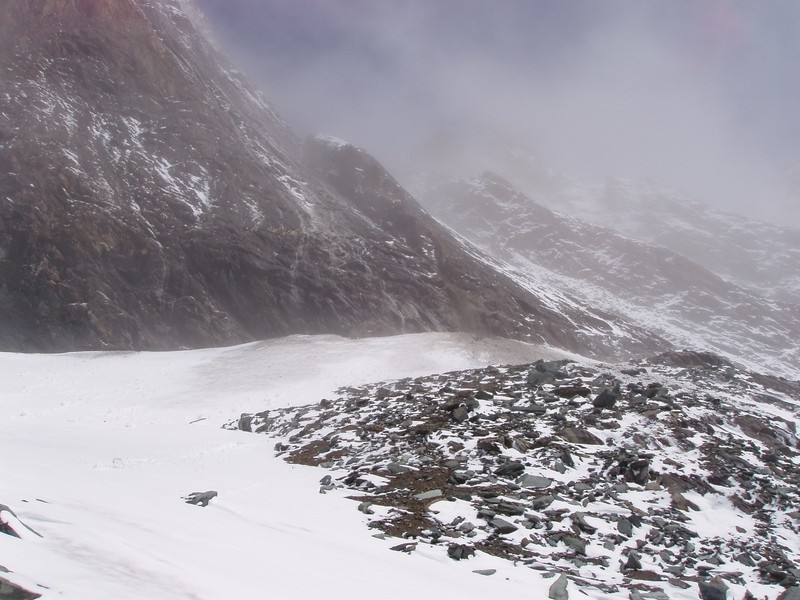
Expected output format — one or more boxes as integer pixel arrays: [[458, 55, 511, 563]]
[[0, 333, 573, 600], [3, 334, 796, 599], [421, 174, 800, 379]]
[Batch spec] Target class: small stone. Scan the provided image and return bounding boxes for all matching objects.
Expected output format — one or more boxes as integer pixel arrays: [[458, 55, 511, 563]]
[[451, 406, 469, 422], [518, 474, 553, 489], [183, 491, 217, 507], [358, 502, 373, 515], [548, 573, 569, 600], [618, 518, 633, 537], [571, 512, 597, 534], [413, 489, 443, 501], [390, 542, 417, 552], [532, 494, 555, 509], [735, 553, 755, 567], [563, 535, 586, 555], [458, 521, 475, 533], [473, 569, 496, 576], [490, 517, 518, 534], [495, 461, 526, 478], [699, 576, 729, 600], [528, 370, 555, 387], [237, 414, 253, 432], [447, 544, 475, 560], [778, 588, 800, 600], [387, 462, 410, 475], [559, 427, 603, 445], [593, 388, 619, 409], [624, 553, 642, 571]]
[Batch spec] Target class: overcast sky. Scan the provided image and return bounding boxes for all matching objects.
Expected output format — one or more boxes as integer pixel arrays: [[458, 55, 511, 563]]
[[194, 0, 800, 226]]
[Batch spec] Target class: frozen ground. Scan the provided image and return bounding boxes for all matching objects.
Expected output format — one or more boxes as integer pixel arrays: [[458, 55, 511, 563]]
[[0, 333, 580, 600]]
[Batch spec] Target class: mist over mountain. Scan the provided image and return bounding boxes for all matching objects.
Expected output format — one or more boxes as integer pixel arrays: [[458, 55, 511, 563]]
[[420, 172, 800, 379], [2, 3, 800, 600], [0, 0, 666, 359], [195, 0, 800, 229]]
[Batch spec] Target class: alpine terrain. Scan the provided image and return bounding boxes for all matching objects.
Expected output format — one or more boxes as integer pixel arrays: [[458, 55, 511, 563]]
[[0, 1, 798, 600], [0, 0, 659, 358], [420, 173, 800, 380]]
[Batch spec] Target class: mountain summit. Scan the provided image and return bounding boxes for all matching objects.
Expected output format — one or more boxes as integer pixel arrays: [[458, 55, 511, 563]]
[[0, 0, 665, 357]]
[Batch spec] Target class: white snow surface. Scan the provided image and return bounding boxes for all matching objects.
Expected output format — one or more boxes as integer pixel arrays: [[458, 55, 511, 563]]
[[0, 333, 581, 600]]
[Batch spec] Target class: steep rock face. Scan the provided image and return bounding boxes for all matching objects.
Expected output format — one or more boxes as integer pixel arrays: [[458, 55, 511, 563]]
[[0, 0, 309, 350], [304, 138, 669, 360], [423, 173, 800, 378], [0, 0, 667, 357]]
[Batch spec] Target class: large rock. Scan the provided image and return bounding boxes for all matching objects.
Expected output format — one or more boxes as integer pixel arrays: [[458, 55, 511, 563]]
[[0, 575, 41, 600], [699, 576, 729, 600]]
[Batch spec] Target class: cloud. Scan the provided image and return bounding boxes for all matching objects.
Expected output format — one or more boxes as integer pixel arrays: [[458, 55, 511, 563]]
[[195, 0, 800, 226]]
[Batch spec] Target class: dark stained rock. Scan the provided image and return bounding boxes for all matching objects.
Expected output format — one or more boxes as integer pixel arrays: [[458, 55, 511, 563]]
[[617, 518, 633, 537], [451, 406, 469, 423], [699, 576, 729, 600], [447, 544, 475, 560], [490, 517, 518, 534], [528, 370, 556, 387], [559, 427, 603, 445], [571, 512, 597, 534], [593, 387, 620, 409], [624, 553, 643, 571], [553, 385, 592, 398], [494, 461, 525, 478]]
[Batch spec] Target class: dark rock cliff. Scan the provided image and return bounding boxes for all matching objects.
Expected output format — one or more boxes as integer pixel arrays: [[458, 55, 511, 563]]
[[0, 0, 666, 358]]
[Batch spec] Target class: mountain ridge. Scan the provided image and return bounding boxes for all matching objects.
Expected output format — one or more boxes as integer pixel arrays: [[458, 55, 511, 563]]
[[420, 172, 800, 379], [0, 0, 667, 360]]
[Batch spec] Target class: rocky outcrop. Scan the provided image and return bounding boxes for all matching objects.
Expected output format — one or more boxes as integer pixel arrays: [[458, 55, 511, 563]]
[[231, 352, 800, 599]]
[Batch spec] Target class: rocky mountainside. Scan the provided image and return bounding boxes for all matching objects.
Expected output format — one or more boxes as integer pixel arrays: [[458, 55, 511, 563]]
[[0, 0, 665, 357], [419, 174, 800, 380], [552, 178, 800, 307], [402, 135, 800, 306], [232, 350, 800, 600]]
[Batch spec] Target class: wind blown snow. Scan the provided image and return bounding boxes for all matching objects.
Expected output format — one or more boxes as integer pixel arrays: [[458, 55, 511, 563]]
[[0, 333, 574, 600]]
